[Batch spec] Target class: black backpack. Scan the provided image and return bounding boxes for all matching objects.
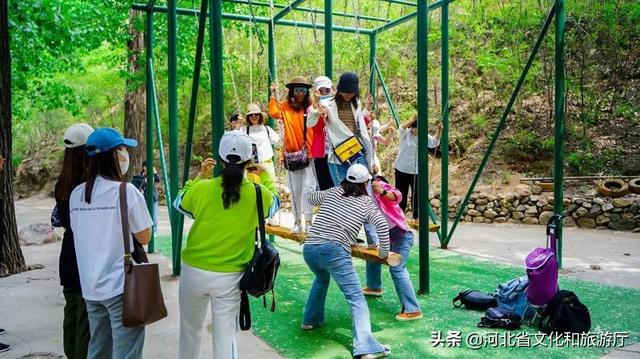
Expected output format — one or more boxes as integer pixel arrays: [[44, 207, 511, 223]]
[[478, 307, 522, 330], [453, 290, 497, 311], [239, 185, 281, 331], [538, 290, 591, 334]]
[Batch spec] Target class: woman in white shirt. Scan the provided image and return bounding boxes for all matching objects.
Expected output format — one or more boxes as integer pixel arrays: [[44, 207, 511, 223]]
[[394, 116, 441, 219], [70, 128, 153, 359], [242, 103, 280, 180]]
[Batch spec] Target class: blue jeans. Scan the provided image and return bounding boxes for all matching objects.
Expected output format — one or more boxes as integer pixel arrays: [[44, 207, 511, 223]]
[[303, 242, 386, 357], [366, 230, 421, 314], [328, 155, 380, 245], [85, 294, 145, 359]]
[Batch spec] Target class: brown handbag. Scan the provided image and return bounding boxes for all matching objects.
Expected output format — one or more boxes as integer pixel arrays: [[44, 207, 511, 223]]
[[119, 183, 168, 328]]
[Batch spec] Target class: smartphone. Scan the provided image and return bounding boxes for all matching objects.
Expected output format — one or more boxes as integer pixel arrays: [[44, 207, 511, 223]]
[[131, 175, 145, 190]]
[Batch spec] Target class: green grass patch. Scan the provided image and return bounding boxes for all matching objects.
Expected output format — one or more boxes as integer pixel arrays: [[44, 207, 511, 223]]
[[154, 235, 639, 358]]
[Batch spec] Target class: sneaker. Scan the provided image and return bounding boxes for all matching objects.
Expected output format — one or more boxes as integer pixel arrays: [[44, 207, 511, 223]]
[[304, 220, 313, 233], [300, 323, 316, 331], [291, 222, 302, 234], [0, 342, 10, 353], [362, 288, 384, 297], [267, 216, 280, 226], [395, 311, 423, 321], [0, 328, 4, 335], [360, 345, 391, 359]]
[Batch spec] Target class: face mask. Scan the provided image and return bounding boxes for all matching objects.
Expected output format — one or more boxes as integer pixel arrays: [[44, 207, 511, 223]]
[[117, 148, 130, 175], [320, 94, 332, 100]]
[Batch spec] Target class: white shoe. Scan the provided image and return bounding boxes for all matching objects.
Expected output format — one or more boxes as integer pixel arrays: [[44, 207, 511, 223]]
[[304, 220, 313, 233], [268, 216, 280, 226], [291, 222, 302, 234]]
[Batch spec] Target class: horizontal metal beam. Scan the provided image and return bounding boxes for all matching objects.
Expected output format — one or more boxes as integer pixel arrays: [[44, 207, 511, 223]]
[[372, 0, 450, 34], [273, 0, 306, 22], [146, 0, 157, 9], [133, 3, 373, 34], [380, 0, 417, 6], [224, 0, 390, 23]]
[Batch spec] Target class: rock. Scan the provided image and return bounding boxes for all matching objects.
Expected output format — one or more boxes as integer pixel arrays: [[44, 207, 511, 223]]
[[563, 217, 576, 227], [596, 226, 609, 230], [523, 217, 539, 225], [567, 204, 578, 213], [430, 198, 441, 208], [484, 218, 493, 224], [467, 209, 482, 217], [539, 211, 554, 225], [499, 199, 510, 208], [613, 208, 623, 213], [464, 215, 473, 222], [478, 193, 487, 199], [590, 264, 601, 270], [577, 218, 596, 229], [525, 206, 538, 216], [593, 197, 605, 205], [602, 203, 614, 212], [612, 198, 632, 208], [563, 198, 571, 206], [536, 199, 548, 207], [542, 205, 554, 211], [487, 195, 497, 202], [449, 196, 461, 207], [513, 199, 520, 207], [484, 210, 498, 219], [520, 190, 532, 197], [634, 228, 640, 233], [623, 213, 634, 220], [574, 207, 589, 218], [507, 218, 522, 224], [515, 205, 526, 212], [531, 185, 542, 195], [487, 202, 495, 209], [630, 204, 639, 214], [494, 217, 507, 224], [595, 215, 611, 226], [19, 223, 60, 246], [473, 217, 485, 223], [608, 219, 636, 231], [589, 204, 602, 216], [530, 195, 540, 203], [475, 198, 488, 205], [582, 202, 592, 209], [512, 212, 525, 219], [468, 203, 476, 209], [521, 196, 530, 204], [574, 198, 584, 206], [476, 205, 487, 212], [611, 214, 622, 222]]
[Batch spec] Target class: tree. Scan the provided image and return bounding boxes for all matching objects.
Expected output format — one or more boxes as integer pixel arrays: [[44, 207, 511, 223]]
[[124, 9, 146, 179], [0, 0, 27, 276]]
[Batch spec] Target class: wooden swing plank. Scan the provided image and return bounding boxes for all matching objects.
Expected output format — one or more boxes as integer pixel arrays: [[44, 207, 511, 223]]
[[265, 225, 402, 267], [406, 219, 440, 232]]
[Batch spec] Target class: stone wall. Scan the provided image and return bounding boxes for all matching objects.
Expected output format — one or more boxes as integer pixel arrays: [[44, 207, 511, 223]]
[[430, 191, 640, 232]]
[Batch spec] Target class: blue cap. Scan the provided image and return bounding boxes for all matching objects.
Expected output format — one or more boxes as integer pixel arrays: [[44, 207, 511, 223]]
[[85, 128, 138, 157]]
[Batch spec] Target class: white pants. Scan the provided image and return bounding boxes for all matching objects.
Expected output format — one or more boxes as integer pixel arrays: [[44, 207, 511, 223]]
[[179, 263, 243, 359], [287, 164, 316, 222]]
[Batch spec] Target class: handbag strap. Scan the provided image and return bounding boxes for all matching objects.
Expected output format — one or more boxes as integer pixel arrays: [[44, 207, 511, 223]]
[[277, 101, 307, 154], [254, 184, 266, 247], [119, 182, 132, 265]]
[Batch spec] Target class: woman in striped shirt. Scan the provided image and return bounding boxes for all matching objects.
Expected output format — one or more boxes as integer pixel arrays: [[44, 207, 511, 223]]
[[302, 164, 391, 359]]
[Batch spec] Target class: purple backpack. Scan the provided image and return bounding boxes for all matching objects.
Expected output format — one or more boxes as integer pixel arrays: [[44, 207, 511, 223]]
[[525, 214, 561, 306]]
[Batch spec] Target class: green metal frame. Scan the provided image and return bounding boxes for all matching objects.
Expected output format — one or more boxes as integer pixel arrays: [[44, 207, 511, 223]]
[[138, 0, 568, 288]]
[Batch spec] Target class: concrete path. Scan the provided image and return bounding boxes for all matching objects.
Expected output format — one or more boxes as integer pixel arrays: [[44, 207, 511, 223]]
[[2, 195, 639, 358]]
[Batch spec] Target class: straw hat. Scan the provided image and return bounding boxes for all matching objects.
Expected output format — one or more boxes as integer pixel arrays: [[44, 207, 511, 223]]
[[285, 76, 312, 89], [245, 103, 267, 123]]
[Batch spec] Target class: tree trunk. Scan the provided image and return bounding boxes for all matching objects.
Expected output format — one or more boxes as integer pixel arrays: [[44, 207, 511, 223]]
[[124, 9, 147, 181], [0, 0, 27, 277]]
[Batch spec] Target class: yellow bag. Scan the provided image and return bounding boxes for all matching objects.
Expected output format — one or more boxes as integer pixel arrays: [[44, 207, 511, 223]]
[[334, 136, 363, 164]]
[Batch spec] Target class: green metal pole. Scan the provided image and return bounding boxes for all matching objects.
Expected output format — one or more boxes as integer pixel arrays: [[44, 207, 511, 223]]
[[439, 0, 449, 248], [446, 4, 557, 245], [176, 0, 209, 265], [273, 0, 307, 22], [145, 9, 156, 253], [554, 0, 565, 268], [374, 60, 399, 127], [324, 0, 332, 78], [416, 0, 429, 294], [167, 0, 180, 274], [210, 0, 225, 175], [369, 34, 376, 106]]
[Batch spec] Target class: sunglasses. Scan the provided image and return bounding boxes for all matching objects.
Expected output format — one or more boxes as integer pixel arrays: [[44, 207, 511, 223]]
[[318, 88, 331, 95], [293, 87, 308, 94], [248, 113, 261, 117]]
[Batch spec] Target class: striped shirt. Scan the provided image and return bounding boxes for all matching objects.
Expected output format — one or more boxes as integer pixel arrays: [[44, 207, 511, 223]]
[[337, 100, 357, 133], [306, 186, 390, 258]]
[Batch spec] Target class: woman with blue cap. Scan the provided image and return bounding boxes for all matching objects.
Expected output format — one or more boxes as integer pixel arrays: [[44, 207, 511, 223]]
[[69, 128, 153, 359]]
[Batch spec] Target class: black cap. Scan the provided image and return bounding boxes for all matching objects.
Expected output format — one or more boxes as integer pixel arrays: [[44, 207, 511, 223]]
[[228, 109, 241, 122], [336, 72, 359, 95]]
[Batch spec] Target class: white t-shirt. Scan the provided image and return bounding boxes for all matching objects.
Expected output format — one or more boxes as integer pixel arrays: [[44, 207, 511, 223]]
[[243, 125, 279, 162], [394, 127, 440, 174], [70, 176, 153, 301]]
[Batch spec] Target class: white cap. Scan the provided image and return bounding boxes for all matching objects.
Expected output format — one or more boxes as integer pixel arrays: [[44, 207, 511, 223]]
[[218, 130, 255, 163], [313, 76, 333, 90], [63, 123, 94, 148], [346, 163, 372, 184]]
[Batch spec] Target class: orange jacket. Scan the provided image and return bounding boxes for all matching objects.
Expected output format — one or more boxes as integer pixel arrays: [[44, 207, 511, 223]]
[[268, 97, 313, 155]]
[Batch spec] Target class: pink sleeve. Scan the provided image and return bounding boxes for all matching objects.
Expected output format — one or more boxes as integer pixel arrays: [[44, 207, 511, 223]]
[[382, 182, 402, 204]]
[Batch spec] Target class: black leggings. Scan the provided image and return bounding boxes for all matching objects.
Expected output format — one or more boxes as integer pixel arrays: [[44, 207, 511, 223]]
[[314, 156, 334, 191], [395, 168, 418, 219]]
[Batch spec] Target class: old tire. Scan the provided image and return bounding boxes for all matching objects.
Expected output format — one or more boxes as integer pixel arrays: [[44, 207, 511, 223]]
[[596, 179, 629, 198], [629, 177, 640, 194]]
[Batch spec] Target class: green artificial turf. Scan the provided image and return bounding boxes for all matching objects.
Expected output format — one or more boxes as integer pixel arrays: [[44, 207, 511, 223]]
[[154, 235, 640, 358]]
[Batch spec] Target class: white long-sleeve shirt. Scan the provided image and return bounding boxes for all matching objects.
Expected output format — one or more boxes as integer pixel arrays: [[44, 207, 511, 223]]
[[394, 127, 440, 174], [243, 125, 280, 162]]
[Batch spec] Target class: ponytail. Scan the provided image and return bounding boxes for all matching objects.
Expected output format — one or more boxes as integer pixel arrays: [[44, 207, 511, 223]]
[[221, 155, 247, 209]]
